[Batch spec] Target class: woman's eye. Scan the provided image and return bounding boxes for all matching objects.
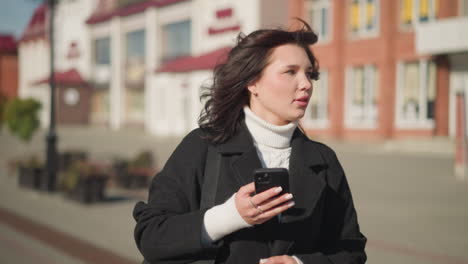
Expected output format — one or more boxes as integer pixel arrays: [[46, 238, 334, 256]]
[[285, 69, 296, 75]]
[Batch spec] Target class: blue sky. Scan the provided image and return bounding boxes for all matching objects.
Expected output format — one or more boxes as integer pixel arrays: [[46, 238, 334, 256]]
[[0, 0, 42, 38]]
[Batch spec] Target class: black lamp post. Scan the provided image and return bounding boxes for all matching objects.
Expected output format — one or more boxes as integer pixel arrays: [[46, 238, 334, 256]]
[[45, 0, 58, 192]]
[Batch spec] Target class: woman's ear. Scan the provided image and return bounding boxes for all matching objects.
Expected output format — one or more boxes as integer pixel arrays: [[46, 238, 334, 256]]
[[247, 82, 258, 96]]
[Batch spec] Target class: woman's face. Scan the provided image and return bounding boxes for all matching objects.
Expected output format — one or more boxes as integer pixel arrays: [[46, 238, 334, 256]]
[[248, 44, 314, 125]]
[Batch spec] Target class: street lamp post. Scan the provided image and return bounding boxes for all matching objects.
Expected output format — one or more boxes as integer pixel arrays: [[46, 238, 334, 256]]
[[45, 0, 58, 192]]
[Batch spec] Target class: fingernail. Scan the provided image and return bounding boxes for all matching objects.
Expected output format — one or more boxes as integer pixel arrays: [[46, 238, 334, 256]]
[[288, 201, 295, 207], [285, 193, 293, 200], [260, 259, 268, 264], [275, 187, 282, 193]]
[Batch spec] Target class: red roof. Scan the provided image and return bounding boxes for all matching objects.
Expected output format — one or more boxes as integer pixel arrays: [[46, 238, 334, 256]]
[[33, 69, 87, 86], [87, 0, 188, 25], [0, 35, 17, 53], [19, 4, 48, 43], [156, 47, 231, 73]]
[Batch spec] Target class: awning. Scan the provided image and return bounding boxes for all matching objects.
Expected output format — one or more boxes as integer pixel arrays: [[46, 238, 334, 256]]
[[86, 0, 188, 25], [156, 47, 231, 73], [33, 69, 88, 86]]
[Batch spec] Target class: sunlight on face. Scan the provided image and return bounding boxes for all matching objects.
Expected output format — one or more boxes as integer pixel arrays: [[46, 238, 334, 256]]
[[248, 44, 314, 125]]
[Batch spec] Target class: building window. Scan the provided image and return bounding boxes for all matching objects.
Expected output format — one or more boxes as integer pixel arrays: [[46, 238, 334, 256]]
[[350, 0, 379, 37], [345, 65, 378, 128], [125, 29, 146, 89], [162, 20, 191, 61], [94, 37, 110, 65], [126, 29, 145, 60], [400, 0, 437, 28], [303, 70, 329, 128], [396, 60, 436, 128], [308, 0, 332, 43]]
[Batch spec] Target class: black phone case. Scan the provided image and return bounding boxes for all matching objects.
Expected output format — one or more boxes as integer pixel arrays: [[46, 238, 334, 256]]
[[253, 168, 290, 194]]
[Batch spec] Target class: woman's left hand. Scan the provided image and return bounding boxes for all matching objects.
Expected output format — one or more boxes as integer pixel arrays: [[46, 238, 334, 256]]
[[259, 255, 298, 264]]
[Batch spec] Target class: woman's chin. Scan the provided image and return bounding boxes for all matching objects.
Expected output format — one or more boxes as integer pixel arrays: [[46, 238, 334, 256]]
[[290, 110, 306, 121]]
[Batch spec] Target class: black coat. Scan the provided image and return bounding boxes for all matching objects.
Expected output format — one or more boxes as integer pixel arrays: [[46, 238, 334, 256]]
[[133, 124, 367, 264]]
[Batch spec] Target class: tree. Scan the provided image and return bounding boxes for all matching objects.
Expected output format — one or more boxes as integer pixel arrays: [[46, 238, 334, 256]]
[[3, 97, 42, 142]]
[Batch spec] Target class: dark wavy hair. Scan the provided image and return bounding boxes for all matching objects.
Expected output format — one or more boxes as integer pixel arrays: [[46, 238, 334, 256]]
[[198, 19, 319, 144]]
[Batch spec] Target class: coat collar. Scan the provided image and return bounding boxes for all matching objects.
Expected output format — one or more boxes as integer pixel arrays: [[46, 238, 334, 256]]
[[215, 121, 327, 221]]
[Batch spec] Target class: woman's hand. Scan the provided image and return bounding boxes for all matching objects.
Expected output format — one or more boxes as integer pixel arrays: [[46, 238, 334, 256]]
[[235, 182, 294, 225], [260, 255, 299, 264]]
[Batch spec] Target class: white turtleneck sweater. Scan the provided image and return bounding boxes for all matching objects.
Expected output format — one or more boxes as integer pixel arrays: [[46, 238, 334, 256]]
[[243, 106, 297, 169], [203, 107, 303, 264]]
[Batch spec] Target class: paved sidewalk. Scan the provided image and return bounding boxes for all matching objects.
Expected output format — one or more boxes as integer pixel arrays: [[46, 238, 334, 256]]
[[0, 221, 85, 264], [0, 207, 135, 264], [0, 126, 467, 263]]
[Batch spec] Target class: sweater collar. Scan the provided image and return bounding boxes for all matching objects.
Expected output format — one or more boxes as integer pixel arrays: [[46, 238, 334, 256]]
[[243, 106, 298, 149]]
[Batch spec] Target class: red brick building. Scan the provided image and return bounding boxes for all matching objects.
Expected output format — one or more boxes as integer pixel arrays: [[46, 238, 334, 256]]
[[288, 0, 461, 140], [0, 35, 18, 99]]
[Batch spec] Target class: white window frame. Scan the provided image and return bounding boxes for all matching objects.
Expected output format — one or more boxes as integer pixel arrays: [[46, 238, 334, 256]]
[[303, 70, 329, 129], [349, 0, 380, 38], [307, 0, 333, 44], [345, 65, 379, 129], [395, 59, 436, 129], [400, 0, 437, 30]]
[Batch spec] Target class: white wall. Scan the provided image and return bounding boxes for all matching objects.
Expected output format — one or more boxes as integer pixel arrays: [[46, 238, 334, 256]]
[[54, 0, 96, 79], [192, 0, 261, 55], [18, 40, 50, 128], [150, 70, 212, 136]]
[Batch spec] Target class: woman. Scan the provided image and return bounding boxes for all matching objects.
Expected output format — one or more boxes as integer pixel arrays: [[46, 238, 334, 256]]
[[134, 21, 367, 264]]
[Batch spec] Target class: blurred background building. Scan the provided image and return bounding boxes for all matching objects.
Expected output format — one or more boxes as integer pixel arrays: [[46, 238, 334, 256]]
[[16, 0, 468, 140], [0, 34, 18, 99]]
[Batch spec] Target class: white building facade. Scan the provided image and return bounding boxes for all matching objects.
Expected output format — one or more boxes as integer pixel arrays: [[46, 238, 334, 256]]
[[18, 0, 290, 136]]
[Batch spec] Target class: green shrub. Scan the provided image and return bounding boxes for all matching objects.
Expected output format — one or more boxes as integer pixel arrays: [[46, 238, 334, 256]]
[[3, 97, 42, 142]]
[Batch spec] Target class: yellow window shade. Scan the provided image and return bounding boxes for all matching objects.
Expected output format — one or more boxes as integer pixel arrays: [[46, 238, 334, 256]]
[[401, 0, 413, 24], [420, 0, 429, 18], [366, 0, 375, 28], [351, 0, 360, 31]]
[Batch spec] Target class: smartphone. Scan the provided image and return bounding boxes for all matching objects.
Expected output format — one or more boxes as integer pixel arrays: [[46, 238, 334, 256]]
[[253, 168, 290, 195]]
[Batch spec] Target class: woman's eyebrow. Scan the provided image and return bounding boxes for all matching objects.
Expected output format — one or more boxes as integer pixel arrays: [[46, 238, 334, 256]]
[[283, 64, 313, 69]]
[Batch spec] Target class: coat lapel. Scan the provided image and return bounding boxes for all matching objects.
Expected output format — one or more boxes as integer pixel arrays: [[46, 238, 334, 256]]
[[271, 129, 328, 256], [231, 148, 263, 187], [282, 129, 327, 223], [217, 121, 263, 189]]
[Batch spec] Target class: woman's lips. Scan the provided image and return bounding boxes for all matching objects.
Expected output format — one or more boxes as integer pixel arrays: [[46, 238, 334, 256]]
[[294, 97, 309, 107]]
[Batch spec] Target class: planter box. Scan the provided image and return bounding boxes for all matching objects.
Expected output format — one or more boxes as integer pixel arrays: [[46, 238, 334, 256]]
[[59, 151, 87, 172], [114, 165, 153, 189], [18, 166, 44, 189], [65, 175, 108, 204]]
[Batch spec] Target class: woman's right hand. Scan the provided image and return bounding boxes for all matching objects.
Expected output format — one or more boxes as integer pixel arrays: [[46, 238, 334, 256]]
[[235, 182, 295, 225]]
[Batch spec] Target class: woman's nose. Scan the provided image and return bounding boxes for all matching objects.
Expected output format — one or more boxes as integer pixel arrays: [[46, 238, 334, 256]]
[[299, 75, 312, 91]]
